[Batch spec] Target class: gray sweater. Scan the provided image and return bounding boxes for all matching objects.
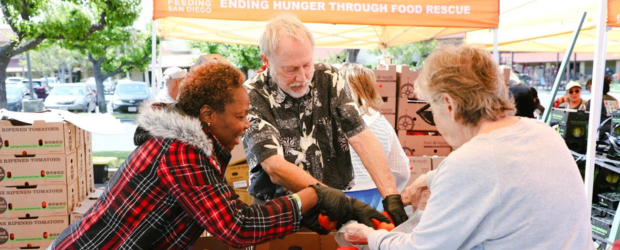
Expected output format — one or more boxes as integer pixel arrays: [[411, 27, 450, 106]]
[[369, 118, 593, 250]]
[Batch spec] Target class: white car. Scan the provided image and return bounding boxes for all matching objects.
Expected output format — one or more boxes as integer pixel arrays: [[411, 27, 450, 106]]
[[5, 77, 28, 97]]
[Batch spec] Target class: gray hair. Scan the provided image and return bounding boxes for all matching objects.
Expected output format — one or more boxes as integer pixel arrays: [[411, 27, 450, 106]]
[[259, 14, 315, 59]]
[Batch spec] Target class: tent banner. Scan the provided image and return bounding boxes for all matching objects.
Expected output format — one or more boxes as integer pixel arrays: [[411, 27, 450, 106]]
[[610, 0, 620, 27], [153, 0, 498, 28]]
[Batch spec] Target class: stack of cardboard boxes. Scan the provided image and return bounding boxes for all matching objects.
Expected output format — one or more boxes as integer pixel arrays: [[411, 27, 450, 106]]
[[0, 118, 93, 249], [374, 65, 398, 128]]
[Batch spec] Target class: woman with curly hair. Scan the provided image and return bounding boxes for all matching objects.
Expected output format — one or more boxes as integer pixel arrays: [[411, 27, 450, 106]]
[[49, 63, 386, 250]]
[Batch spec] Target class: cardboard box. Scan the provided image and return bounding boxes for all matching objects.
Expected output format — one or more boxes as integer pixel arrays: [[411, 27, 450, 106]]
[[376, 81, 397, 98], [77, 174, 87, 202], [0, 120, 76, 156], [320, 233, 338, 250], [234, 189, 252, 205], [396, 100, 438, 132], [403, 156, 432, 188], [0, 153, 77, 187], [398, 67, 419, 100], [84, 131, 92, 145], [398, 131, 451, 157], [384, 114, 396, 129], [77, 146, 85, 177], [374, 66, 397, 83], [85, 168, 95, 194], [70, 197, 98, 224], [75, 126, 84, 150], [255, 232, 321, 250], [431, 156, 447, 170], [0, 182, 78, 218], [0, 215, 68, 249], [84, 144, 92, 170], [225, 159, 249, 189], [378, 96, 397, 114]]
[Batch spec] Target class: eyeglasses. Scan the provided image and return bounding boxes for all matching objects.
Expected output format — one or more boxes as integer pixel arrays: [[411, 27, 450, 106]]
[[416, 103, 435, 126], [569, 89, 580, 94]]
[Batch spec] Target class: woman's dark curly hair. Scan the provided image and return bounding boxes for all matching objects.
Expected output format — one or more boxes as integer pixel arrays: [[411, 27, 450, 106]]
[[177, 63, 245, 116]]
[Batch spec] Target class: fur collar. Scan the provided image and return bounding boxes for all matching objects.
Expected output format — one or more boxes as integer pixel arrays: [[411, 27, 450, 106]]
[[135, 102, 212, 157]]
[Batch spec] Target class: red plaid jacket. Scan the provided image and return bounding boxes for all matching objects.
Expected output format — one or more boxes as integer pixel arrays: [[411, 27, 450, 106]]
[[50, 103, 301, 250]]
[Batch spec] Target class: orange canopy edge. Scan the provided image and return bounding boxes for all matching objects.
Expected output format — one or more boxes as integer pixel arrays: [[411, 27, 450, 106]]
[[153, 0, 498, 28], [609, 0, 620, 27]]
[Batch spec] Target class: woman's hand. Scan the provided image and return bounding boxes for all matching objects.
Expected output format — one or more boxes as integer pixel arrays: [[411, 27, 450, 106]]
[[401, 174, 428, 210], [344, 223, 375, 245]]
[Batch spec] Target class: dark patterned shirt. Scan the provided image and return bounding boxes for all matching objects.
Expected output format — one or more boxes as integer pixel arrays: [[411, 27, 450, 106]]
[[243, 63, 366, 201]]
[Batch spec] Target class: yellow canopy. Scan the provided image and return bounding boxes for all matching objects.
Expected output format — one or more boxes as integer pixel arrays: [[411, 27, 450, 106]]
[[466, 0, 620, 53], [153, 0, 498, 48]]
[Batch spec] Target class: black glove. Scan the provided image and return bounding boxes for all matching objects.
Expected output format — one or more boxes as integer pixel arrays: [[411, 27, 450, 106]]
[[309, 184, 351, 226], [349, 198, 390, 228], [310, 184, 390, 228], [300, 207, 331, 235], [382, 194, 408, 226]]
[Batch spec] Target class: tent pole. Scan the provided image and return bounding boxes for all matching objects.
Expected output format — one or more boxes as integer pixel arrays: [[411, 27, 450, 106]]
[[151, 20, 158, 98], [493, 28, 499, 63], [585, 0, 609, 210], [542, 11, 587, 122]]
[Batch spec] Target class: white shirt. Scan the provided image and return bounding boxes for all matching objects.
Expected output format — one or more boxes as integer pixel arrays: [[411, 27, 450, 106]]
[[347, 108, 410, 192]]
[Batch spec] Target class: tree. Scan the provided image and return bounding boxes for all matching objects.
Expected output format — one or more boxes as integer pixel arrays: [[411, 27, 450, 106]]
[[345, 49, 360, 63], [18, 44, 86, 82], [369, 40, 438, 70], [189, 42, 261, 77], [60, 26, 152, 113], [0, 0, 140, 108]]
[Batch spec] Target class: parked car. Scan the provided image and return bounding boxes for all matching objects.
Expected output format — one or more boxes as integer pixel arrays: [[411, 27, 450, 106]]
[[5, 77, 28, 97], [44, 83, 96, 113], [45, 77, 59, 89], [5, 85, 23, 112], [111, 81, 150, 113], [22, 79, 50, 99], [85, 77, 114, 94]]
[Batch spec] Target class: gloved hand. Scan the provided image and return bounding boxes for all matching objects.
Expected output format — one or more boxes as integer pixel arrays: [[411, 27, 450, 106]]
[[382, 194, 408, 226], [309, 184, 352, 227], [300, 207, 331, 235], [310, 184, 390, 228], [349, 198, 390, 228]]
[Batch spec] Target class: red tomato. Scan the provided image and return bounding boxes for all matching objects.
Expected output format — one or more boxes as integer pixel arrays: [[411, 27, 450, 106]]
[[336, 247, 359, 250], [318, 214, 337, 231], [371, 211, 395, 231]]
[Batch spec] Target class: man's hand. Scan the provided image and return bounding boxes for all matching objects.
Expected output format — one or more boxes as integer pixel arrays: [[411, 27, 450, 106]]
[[344, 222, 375, 245], [401, 174, 428, 209], [300, 207, 331, 235], [382, 194, 408, 226]]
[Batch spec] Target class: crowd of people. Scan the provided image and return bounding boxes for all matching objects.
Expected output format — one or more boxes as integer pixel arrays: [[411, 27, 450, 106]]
[[47, 14, 599, 250]]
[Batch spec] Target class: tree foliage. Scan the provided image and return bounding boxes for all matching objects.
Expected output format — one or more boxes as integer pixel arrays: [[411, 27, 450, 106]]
[[189, 41, 261, 76], [54, 2, 150, 113], [0, 0, 141, 108], [318, 50, 347, 64], [18, 44, 86, 82], [368, 40, 438, 70]]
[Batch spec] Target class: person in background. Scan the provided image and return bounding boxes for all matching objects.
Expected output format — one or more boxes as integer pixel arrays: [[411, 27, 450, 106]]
[[345, 45, 593, 249], [501, 65, 535, 118], [155, 67, 186, 102], [242, 14, 408, 228], [586, 75, 619, 119], [530, 87, 545, 119], [49, 63, 387, 250], [558, 81, 587, 110], [339, 63, 410, 210]]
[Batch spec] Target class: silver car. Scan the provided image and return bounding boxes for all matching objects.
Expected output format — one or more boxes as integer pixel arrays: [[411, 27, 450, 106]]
[[44, 84, 96, 112]]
